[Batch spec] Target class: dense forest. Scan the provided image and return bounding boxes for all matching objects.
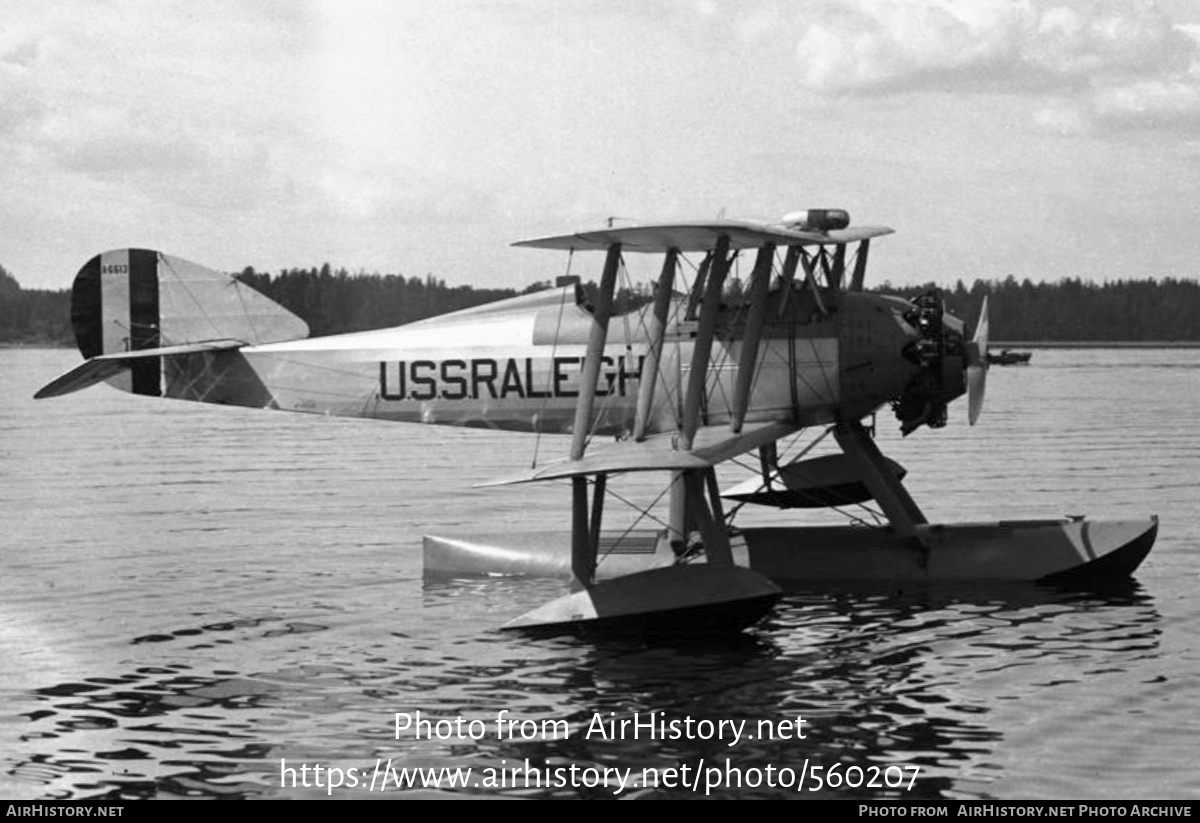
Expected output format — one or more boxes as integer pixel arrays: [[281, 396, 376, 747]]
[[2, 261, 1198, 346], [882, 276, 1200, 342], [0, 266, 74, 345]]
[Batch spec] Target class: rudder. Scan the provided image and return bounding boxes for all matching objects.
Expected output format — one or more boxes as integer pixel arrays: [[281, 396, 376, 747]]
[[72, 249, 164, 394]]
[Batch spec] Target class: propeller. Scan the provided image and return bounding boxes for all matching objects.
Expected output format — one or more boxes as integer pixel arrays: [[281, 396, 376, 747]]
[[966, 296, 989, 425]]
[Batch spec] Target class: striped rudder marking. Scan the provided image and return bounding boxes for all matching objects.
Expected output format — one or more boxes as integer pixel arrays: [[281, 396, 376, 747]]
[[69, 249, 162, 396]]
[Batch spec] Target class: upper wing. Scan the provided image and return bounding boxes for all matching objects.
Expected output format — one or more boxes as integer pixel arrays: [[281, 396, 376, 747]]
[[513, 219, 893, 253]]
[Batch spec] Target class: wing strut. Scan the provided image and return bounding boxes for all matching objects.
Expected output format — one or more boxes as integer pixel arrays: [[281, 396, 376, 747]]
[[633, 249, 678, 442], [828, 244, 846, 290], [731, 243, 775, 433], [676, 235, 739, 568], [681, 235, 732, 450], [685, 251, 713, 321], [570, 243, 622, 587], [775, 246, 802, 319], [570, 243, 622, 460], [798, 250, 829, 317], [849, 239, 871, 291]]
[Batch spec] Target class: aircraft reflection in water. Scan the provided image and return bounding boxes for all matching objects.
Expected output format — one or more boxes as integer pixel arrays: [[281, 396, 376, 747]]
[[36, 209, 1157, 634]]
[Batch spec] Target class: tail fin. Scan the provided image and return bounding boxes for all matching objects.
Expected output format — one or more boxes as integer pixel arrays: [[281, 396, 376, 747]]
[[37, 249, 307, 399]]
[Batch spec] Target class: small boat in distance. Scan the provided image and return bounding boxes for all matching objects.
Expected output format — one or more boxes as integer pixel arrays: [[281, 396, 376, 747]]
[[988, 348, 1032, 366]]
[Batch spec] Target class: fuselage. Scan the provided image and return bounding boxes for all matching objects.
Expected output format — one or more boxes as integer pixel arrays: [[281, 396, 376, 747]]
[[160, 282, 957, 437]]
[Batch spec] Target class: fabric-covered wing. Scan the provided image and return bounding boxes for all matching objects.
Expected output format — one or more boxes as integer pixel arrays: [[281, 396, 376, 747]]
[[514, 219, 893, 253]]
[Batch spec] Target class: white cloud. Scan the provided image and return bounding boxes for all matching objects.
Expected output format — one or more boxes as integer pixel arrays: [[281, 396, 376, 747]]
[[1091, 74, 1200, 127], [1032, 101, 1088, 133], [791, 1, 1034, 92], [787, 0, 1200, 133], [1029, 3, 1191, 79]]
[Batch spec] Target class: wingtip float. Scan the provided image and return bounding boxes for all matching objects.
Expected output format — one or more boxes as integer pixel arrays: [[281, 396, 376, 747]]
[[39, 212, 1157, 636]]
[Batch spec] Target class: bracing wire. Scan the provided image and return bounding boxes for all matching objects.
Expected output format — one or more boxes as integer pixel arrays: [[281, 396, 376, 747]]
[[531, 249, 574, 468], [593, 476, 676, 570]]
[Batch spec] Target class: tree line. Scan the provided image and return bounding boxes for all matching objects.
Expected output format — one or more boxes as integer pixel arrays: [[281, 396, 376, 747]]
[[2, 261, 1198, 345], [882, 275, 1200, 342], [0, 265, 74, 345]]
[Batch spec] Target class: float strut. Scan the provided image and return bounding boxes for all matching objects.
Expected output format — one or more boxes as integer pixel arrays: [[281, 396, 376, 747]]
[[571, 476, 593, 586], [834, 419, 927, 537]]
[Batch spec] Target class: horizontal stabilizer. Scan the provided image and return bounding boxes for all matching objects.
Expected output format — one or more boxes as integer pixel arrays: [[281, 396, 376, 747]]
[[481, 421, 799, 486], [514, 219, 893, 253], [34, 339, 244, 399]]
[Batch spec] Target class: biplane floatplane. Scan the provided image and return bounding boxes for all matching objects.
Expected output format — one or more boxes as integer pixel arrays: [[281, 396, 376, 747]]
[[36, 210, 1158, 634]]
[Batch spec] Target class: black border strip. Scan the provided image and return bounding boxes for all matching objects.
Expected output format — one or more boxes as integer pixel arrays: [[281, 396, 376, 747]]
[[128, 248, 161, 396]]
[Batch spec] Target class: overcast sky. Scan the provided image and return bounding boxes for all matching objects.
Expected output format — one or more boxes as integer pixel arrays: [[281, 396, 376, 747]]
[[5, 0, 1200, 291]]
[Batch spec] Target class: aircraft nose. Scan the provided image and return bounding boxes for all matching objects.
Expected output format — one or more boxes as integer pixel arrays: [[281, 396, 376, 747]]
[[892, 292, 969, 435]]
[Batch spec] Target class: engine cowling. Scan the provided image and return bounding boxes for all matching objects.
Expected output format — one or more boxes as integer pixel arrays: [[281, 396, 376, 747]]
[[893, 291, 967, 435]]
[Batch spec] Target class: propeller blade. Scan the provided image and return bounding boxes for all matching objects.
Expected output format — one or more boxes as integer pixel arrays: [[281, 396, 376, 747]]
[[967, 364, 986, 425], [973, 295, 989, 350], [967, 297, 989, 426]]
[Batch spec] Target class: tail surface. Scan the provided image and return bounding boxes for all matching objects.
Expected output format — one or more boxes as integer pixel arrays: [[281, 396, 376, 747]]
[[37, 249, 307, 399]]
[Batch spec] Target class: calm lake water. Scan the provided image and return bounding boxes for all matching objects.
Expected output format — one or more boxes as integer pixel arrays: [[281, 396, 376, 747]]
[[2, 347, 1198, 800]]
